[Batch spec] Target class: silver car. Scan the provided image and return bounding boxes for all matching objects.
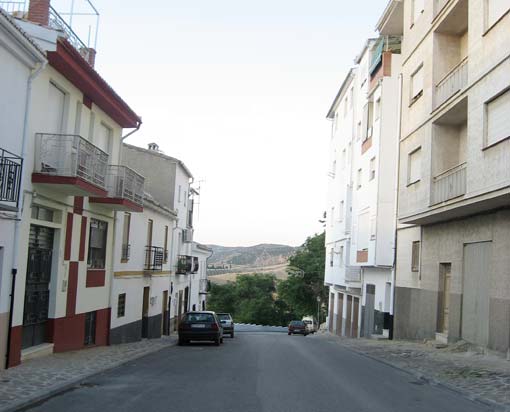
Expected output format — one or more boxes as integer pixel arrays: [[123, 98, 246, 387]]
[[217, 313, 234, 338]]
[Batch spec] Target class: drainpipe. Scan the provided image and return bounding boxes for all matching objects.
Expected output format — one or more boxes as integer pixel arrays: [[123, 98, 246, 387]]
[[389, 72, 404, 341], [6, 61, 46, 369]]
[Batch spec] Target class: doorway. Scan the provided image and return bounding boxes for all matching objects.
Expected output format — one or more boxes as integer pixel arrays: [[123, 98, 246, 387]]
[[177, 290, 183, 322], [345, 295, 353, 337], [22, 225, 54, 349], [141, 287, 150, 338], [162, 290, 169, 335], [437, 263, 452, 334], [336, 293, 344, 336], [84, 311, 96, 346], [353, 297, 360, 338]]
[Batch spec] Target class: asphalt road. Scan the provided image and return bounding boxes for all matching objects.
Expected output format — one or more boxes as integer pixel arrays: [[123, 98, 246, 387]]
[[23, 331, 492, 412]]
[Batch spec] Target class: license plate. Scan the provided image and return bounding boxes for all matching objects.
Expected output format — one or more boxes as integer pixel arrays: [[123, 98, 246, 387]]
[[191, 324, 206, 328]]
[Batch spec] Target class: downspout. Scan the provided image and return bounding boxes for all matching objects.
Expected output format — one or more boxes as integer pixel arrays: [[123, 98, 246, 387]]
[[389, 72, 404, 340], [6, 61, 46, 369]]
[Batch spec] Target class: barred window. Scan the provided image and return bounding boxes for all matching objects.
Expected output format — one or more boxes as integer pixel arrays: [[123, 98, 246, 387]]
[[117, 293, 126, 318]]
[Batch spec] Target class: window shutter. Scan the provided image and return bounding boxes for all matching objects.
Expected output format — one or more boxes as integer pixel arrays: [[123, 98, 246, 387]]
[[487, 89, 510, 146], [411, 66, 424, 99]]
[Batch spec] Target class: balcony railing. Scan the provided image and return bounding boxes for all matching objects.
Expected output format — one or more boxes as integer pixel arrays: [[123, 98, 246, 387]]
[[104, 165, 144, 207], [34, 133, 108, 189], [434, 58, 468, 109], [177, 255, 192, 274], [145, 246, 164, 271], [369, 36, 402, 75], [0, 148, 23, 211], [0, 1, 27, 14], [431, 162, 467, 205]]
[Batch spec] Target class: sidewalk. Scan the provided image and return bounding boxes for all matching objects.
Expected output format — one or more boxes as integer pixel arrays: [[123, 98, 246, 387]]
[[323, 332, 510, 409], [0, 336, 177, 412]]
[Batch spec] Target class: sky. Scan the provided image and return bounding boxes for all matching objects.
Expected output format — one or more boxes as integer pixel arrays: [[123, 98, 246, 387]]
[[56, 0, 386, 247]]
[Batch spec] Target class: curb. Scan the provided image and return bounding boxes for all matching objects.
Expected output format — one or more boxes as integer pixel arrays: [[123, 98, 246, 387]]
[[324, 334, 509, 412], [1, 338, 178, 412]]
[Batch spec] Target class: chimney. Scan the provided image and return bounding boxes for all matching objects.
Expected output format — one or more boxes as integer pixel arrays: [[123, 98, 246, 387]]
[[28, 0, 50, 26], [87, 48, 97, 68], [148, 143, 159, 152]]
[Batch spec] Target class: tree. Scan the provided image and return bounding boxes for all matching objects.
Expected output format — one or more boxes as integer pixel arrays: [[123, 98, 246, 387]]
[[278, 232, 327, 320]]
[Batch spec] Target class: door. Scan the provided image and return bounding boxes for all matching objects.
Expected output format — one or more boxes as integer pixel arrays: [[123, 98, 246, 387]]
[[345, 295, 353, 337], [437, 263, 452, 334], [84, 311, 96, 346], [328, 293, 335, 332], [363, 284, 375, 337], [183, 287, 189, 313], [141, 287, 150, 338], [22, 225, 54, 349], [462, 242, 491, 347], [336, 293, 344, 336], [353, 297, 360, 338], [161, 290, 169, 335]]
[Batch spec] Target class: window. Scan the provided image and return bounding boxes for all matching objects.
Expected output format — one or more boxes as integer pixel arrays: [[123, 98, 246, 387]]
[[330, 248, 334, 267], [178, 185, 182, 203], [121, 212, 131, 262], [485, 88, 510, 146], [412, 0, 425, 24], [357, 212, 370, 251], [411, 241, 421, 272], [411, 65, 424, 102], [96, 123, 112, 155], [164, 225, 169, 262], [337, 201, 344, 221], [486, 0, 510, 29], [357, 168, 362, 189], [88, 219, 108, 269], [117, 293, 126, 317], [375, 98, 381, 121], [48, 82, 66, 134], [369, 157, 376, 180], [31, 206, 54, 222], [408, 147, 422, 185]]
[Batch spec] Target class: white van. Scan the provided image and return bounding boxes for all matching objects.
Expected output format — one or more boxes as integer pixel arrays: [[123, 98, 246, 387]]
[[302, 316, 318, 334]]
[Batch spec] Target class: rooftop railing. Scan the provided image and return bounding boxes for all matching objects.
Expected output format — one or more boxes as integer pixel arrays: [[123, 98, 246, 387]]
[[431, 162, 467, 205], [104, 165, 144, 207], [0, 1, 27, 14], [48, 6, 91, 61], [34, 133, 108, 189], [0, 147, 23, 210]]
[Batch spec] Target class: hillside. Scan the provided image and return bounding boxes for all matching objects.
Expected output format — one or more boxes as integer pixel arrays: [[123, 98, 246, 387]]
[[206, 244, 297, 268]]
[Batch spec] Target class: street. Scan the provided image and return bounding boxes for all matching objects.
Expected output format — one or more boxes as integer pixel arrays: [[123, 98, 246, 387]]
[[21, 330, 492, 412]]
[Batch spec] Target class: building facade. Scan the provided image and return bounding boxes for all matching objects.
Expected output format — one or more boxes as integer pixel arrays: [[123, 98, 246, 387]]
[[325, 34, 402, 339], [381, 0, 510, 353], [0, 6, 47, 369], [3, 0, 143, 367]]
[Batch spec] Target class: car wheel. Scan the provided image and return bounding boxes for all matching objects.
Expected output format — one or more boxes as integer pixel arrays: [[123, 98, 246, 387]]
[[288, 332, 291, 335], [231, 332, 234, 338], [178, 339, 184, 346], [220, 337, 224, 344], [215, 338, 220, 346]]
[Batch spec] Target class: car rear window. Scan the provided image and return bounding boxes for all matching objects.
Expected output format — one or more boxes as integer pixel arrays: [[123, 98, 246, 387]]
[[184, 313, 215, 323], [217, 314, 231, 321], [290, 321, 304, 326]]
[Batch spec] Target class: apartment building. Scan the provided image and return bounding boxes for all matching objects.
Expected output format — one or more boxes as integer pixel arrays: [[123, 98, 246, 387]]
[[381, 0, 510, 353], [121, 143, 210, 333], [325, 34, 402, 339], [2, 0, 143, 367], [0, 6, 47, 369]]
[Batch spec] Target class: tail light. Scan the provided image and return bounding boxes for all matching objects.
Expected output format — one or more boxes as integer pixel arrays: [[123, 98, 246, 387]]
[[211, 323, 219, 331]]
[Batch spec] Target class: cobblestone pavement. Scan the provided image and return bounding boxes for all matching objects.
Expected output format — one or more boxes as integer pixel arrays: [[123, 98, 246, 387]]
[[0, 336, 177, 412], [322, 332, 510, 409]]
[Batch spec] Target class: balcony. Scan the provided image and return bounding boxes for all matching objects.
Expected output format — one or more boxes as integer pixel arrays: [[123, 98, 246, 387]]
[[431, 163, 467, 205], [0, 148, 23, 212], [32, 134, 108, 196], [433, 0, 451, 19], [144, 246, 164, 271], [369, 35, 401, 76], [90, 165, 144, 212], [176, 255, 192, 275], [434, 58, 468, 109]]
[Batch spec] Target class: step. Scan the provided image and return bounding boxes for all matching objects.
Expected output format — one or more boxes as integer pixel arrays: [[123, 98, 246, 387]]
[[21, 343, 54, 362]]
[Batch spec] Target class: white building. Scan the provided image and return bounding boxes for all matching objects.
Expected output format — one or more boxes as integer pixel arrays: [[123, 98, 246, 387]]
[[0, 6, 47, 369], [381, 0, 510, 354], [325, 33, 402, 339], [2, 0, 143, 368], [121, 143, 210, 333]]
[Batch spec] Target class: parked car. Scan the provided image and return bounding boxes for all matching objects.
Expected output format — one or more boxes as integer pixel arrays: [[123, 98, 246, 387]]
[[178, 311, 224, 346], [302, 316, 318, 334], [217, 313, 234, 338], [288, 320, 308, 336]]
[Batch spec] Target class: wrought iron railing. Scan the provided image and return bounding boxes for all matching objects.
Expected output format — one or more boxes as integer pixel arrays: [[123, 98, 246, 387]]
[[104, 165, 144, 207], [144, 246, 164, 271], [121, 244, 130, 261], [34, 133, 108, 189], [369, 36, 402, 75], [48, 6, 91, 61], [176, 255, 192, 274], [431, 162, 467, 205], [434, 58, 468, 109], [0, 147, 23, 210]]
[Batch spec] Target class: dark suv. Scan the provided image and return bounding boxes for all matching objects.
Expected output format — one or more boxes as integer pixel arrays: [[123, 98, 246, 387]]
[[217, 313, 234, 338], [178, 311, 224, 346]]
